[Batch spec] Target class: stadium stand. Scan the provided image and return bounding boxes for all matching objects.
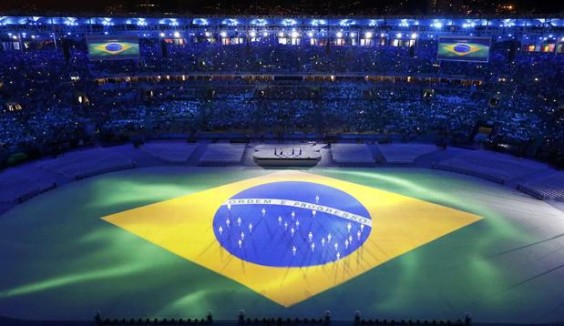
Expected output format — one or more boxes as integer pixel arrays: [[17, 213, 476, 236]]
[[0, 15, 562, 190], [433, 150, 547, 184], [0, 170, 56, 203], [518, 172, 564, 201], [376, 144, 441, 164], [199, 143, 247, 166], [330, 144, 375, 166], [142, 142, 199, 163], [36, 148, 136, 180]]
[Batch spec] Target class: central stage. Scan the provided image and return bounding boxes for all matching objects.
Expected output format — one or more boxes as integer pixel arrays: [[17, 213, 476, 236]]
[[253, 144, 323, 166]]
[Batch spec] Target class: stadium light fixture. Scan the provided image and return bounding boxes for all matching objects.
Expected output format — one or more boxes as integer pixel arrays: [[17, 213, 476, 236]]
[[431, 20, 443, 29], [136, 18, 147, 26], [222, 18, 239, 26], [399, 19, 409, 27], [173, 31, 180, 38], [193, 18, 209, 26], [502, 19, 515, 27], [396, 33, 402, 38], [410, 33, 417, 39], [350, 32, 356, 38], [263, 31, 269, 37], [220, 31, 227, 38], [307, 31, 314, 38], [250, 19, 268, 26], [282, 19, 297, 26], [311, 19, 327, 26], [291, 31, 299, 38], [278, 31, 285, 37], [249, 30, 257, 38], [64, 17, 78, 26], [336, 31, 343, 38], [159, 32, 165, 38], [365, 31, 373, 39]]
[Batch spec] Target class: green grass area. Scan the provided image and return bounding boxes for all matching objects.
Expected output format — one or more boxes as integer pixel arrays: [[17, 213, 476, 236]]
[[0, 167, 555, 322]]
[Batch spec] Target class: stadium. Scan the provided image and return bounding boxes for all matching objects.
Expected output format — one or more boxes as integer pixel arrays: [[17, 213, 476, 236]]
[[0, 11, 564, 326]]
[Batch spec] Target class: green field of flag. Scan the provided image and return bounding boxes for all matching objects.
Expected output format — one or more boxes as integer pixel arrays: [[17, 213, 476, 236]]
[[0, 167, 557, 322]]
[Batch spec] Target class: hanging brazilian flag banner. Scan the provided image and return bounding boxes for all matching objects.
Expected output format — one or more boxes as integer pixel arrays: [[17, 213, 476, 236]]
[[102, 171, 481, 307], [86, 35, 140, 61], [437, 36, 491, 63]]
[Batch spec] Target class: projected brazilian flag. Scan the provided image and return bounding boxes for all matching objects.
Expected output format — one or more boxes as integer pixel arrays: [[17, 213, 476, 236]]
[[103, 171, 481, 307], [87, 35, 140, 61], [437, 37, 491, 62]]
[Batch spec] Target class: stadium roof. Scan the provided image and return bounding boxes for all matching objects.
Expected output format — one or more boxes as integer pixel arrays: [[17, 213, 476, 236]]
[[0, 16, 562, 28]]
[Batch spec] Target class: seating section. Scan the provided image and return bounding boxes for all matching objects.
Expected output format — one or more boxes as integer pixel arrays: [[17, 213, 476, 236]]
[[434, 151, 545, 184], [142, 142, 198, 162], [37, 149, 136, 180], [518, 173, 564, 200], [377, 144, 439, 164], [0, 170, 55, 203], [199, 143, 247, 166], [331, 144, 375, 165]]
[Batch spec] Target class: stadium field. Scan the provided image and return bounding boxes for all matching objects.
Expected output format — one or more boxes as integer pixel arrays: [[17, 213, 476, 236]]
[[0, 167, 563, 324]]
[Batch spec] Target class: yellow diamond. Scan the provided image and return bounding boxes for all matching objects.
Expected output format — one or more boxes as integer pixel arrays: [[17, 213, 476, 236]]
[[102, 171, 481, 307]]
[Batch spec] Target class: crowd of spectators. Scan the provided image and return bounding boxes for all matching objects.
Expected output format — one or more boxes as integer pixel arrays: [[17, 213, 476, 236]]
[[0, 36, 562, 167]]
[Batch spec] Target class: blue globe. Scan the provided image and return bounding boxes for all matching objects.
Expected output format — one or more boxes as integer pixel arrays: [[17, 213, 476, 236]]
[[104, 43, 124, 52], [213, 181, 372, 267], [454, 43, 472, 53]]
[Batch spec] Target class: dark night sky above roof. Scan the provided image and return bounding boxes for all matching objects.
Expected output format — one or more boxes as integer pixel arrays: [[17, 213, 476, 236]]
[[0, 0, 562, 15]]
